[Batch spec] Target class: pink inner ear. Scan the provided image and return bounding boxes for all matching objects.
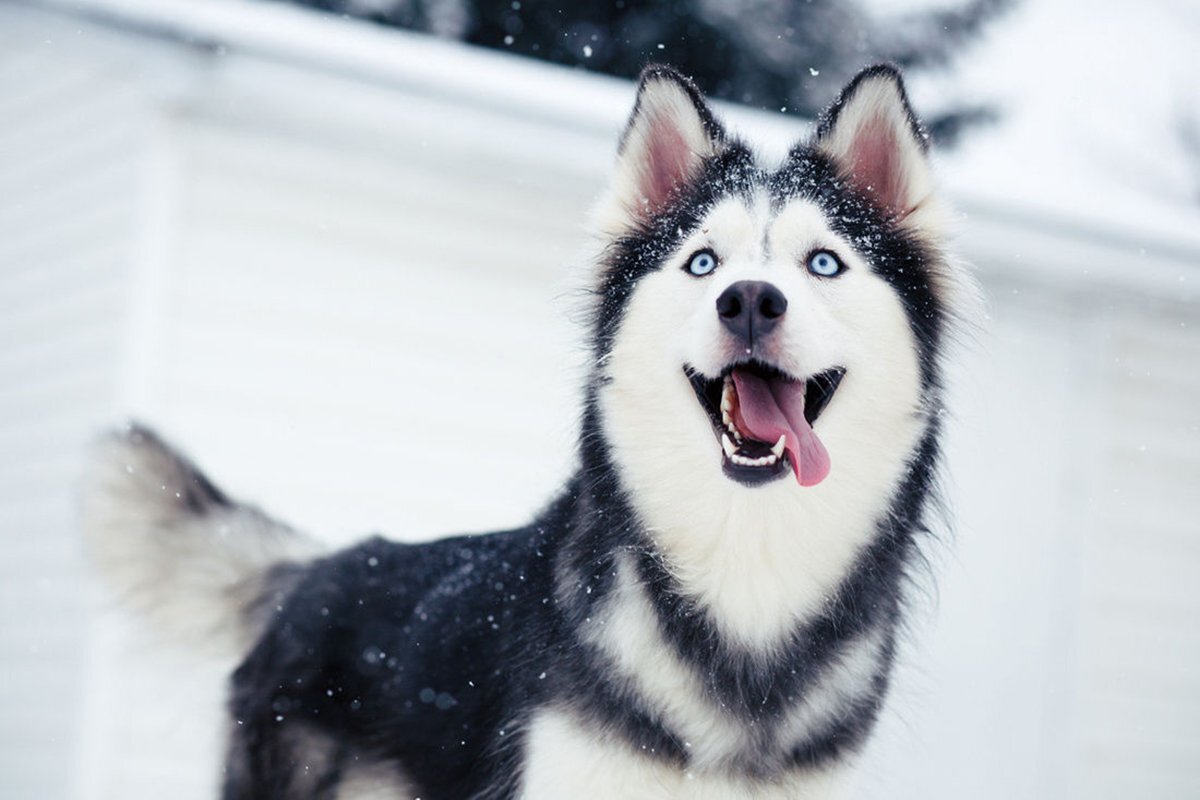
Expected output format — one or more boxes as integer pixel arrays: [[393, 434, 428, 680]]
[[638, 113, 697, 214], [847, 116, 906, 215]]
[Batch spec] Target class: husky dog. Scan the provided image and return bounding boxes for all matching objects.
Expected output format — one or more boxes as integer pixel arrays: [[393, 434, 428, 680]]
[[84, 63, 969, 799]]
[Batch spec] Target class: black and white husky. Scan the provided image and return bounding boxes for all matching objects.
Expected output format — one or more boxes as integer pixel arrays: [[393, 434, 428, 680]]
[[84, 64, 971, 799]]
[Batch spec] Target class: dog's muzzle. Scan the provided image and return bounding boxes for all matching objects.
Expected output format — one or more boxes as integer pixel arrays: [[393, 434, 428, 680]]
[[686, 362, 845, 488]]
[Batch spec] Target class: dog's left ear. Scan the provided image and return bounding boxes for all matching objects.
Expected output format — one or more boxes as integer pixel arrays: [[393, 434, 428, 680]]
[[815, 65, 935, 226], [594, 66, 725, 235]]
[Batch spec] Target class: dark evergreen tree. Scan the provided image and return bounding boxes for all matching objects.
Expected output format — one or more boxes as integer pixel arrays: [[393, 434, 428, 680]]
[[292, 0, 1012, 145]]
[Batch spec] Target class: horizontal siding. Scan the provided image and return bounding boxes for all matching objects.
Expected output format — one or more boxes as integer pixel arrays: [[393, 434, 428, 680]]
[[0, 9, 144, 799], [1076, 299, 1200, 799], [160, 108, 597, 540]]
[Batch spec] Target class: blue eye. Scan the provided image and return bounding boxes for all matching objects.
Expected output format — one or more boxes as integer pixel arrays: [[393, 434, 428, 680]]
[[806, 250, 844, 278], [685, 250, 717, 277]]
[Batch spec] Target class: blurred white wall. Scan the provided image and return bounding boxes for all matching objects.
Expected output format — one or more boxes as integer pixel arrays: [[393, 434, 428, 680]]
[[1, 1, 1197, 798]]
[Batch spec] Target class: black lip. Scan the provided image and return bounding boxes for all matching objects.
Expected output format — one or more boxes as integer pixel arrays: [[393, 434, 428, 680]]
[[803, 367, 846, 426], [684, 362, 846, 488]]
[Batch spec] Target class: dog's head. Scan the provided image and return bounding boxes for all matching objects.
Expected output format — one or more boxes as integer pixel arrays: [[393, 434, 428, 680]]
[[590, 65, 964, 510]]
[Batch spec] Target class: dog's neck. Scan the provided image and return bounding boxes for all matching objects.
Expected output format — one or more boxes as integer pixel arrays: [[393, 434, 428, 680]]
[[571, 397, 936, 650]]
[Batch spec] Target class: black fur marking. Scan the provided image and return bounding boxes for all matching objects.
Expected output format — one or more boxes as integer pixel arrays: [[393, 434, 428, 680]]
[[124, 422, 233, 513]]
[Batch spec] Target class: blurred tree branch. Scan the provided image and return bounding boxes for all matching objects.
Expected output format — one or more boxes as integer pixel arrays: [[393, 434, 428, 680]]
[[290, 0, 1016, 147]]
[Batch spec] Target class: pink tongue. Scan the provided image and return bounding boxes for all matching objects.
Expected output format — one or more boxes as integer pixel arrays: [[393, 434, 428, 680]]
[[731, 368, 831, 487]]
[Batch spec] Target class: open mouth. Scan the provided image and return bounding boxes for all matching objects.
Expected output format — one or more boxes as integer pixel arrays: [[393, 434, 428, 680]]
[[686, 362, 845, 487]]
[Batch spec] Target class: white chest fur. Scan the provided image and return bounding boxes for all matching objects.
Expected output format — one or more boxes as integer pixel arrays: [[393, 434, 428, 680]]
[[518, 708, 853, 800]]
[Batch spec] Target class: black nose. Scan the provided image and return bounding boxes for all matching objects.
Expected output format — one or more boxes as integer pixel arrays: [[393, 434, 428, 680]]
[[716, 281, 788, 346]]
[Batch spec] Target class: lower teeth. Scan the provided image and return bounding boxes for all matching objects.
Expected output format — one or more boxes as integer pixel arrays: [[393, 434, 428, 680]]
[[730, 452, 778, 467]]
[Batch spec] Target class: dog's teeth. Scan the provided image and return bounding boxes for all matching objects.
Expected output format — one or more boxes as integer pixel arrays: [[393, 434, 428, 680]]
[[721, 433, 737, 458], [771, 436, 786, 458], [728, 451, 781, 468], [720, 379, 741, 434]]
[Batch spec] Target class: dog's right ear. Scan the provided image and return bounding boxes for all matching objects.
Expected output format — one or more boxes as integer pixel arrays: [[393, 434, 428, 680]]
[[594, 66, 725, 235]]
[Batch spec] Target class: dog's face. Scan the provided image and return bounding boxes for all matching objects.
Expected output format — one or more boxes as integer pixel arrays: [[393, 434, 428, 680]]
[[591, 66, 956, 514]]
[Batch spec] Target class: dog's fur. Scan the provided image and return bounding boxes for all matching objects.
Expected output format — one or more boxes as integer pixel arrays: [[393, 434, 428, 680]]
[[83, 64, 971, 799]]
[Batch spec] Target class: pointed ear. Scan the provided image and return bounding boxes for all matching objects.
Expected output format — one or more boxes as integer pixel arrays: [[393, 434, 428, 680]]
[[594, 66, 725, 234], [815, 65, 936, 227]]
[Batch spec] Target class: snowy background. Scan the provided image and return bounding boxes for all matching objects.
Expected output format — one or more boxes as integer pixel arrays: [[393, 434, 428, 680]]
[[0, 0, 1198, 798]]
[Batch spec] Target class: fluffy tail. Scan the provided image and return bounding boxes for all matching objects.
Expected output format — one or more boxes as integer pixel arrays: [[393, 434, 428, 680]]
[[81, 424, 324, 653]]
